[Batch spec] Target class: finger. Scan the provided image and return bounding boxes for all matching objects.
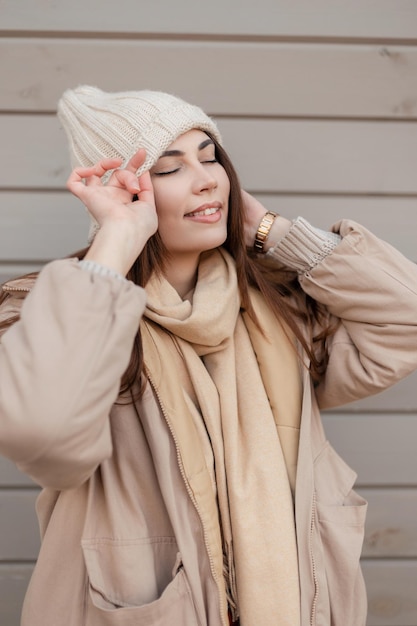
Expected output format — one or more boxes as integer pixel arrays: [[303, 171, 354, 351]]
[[66, 171, 89, 198], [136, 170, 155, 206], [112, 168, 141, 193], [70, 158, 123, 182], [124, 148, 147, 173], [66, 167, 89, 193]]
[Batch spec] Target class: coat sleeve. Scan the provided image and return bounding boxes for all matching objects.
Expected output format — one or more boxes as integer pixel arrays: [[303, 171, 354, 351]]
[[0, 259, 146, 489], [297, 220, 417, 408]]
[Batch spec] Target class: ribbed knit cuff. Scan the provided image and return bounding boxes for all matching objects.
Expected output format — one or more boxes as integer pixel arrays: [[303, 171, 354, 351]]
[[266, 217, 341, 273], [78, 259, 127, 282]]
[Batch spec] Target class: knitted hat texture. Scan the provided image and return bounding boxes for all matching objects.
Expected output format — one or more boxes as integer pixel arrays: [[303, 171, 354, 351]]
[[57, 85, 222, 241]]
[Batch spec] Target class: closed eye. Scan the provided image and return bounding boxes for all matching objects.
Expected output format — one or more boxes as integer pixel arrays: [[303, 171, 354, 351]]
[[152, 168, 180, 177], [153, 159, 218, 176]]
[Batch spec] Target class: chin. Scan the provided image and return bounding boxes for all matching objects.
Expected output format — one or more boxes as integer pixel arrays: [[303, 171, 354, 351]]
[[205, 230, 228, 250]]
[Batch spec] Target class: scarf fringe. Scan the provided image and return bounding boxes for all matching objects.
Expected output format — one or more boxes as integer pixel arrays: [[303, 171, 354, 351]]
[[223, 542, 239, 621]]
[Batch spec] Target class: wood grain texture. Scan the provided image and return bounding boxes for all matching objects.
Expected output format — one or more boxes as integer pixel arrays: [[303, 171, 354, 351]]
[[1, 39, 417, 118]]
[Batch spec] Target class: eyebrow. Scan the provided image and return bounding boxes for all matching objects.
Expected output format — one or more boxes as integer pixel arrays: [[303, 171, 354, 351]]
[[158, 138, 214, 158]]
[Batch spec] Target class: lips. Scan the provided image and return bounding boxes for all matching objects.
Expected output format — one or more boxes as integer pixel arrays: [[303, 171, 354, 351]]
[[185, 202, 222, 218]]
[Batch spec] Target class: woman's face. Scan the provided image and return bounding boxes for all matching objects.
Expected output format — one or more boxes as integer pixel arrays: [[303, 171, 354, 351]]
[[150, 129, 230, 260]]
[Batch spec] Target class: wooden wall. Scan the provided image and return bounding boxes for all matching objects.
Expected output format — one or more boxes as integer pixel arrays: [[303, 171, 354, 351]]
[[1, 1, 417, 624]]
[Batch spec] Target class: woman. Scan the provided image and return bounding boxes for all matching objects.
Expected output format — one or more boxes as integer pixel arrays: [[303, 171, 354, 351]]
[[1, 85, 417, 626]]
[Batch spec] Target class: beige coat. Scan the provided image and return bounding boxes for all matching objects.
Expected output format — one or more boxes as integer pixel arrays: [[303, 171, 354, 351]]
[[1, 220, 417, 625]]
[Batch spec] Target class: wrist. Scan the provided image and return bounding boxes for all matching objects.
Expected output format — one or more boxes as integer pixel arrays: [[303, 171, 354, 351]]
[[79, 259, 127, 282], [253, 211, 278, 253], [85, 222, 149, 276], [253, 212, 292, 253]]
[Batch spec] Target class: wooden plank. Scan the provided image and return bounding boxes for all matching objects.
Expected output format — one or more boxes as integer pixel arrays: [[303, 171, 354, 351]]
[[0, 115, 69, 188], [0, 456, 36, 488], [1, 40, 417, 118], [1, 0, 417, 39], [0, 191, 89, 261], [0, 491, 40, 560], [362, 560, 417, 626], [257, 194, 417, 262], [322, 414, 417, 486], [0, 563, 33, 626], [2, 115, 417, 194], [223, 119, 417, 193], [1, 192, 416, 263], [360, 488, 417, 558]]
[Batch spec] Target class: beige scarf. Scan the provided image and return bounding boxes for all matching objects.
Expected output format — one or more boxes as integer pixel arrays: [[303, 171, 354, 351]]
[[144, 248, 301, 626]]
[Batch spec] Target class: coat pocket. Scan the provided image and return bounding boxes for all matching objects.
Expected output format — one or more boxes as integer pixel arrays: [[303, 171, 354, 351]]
[[313, 441, 368, 626], [81, 538, 200, 626]]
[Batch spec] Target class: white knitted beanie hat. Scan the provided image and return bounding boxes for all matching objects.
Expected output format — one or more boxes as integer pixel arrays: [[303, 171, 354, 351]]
[[57, 85, 222, 240]]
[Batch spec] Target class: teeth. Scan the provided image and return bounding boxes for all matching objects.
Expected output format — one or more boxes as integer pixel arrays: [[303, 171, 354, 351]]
[[187, 207, 218, 217]]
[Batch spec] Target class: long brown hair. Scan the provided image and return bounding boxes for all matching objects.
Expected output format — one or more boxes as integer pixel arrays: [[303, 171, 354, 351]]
[[0, 135, 335, 394]]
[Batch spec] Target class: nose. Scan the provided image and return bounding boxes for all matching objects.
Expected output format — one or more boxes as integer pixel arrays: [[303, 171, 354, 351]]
[[192, 162, 218, 194]]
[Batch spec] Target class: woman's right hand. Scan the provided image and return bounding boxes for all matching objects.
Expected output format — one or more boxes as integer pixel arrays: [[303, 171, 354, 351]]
[[67, 148, 158, 276]]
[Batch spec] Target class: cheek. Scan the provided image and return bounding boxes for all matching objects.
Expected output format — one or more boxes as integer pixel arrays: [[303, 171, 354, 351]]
[[152, 188, 173, 221], [152, 179, 184, 217]]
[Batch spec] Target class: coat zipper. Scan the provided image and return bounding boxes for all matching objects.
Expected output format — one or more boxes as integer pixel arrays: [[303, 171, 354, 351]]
[[3, 284, 31, 293], [310, 490, 319, 626], [147, 372, 227, 626]]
